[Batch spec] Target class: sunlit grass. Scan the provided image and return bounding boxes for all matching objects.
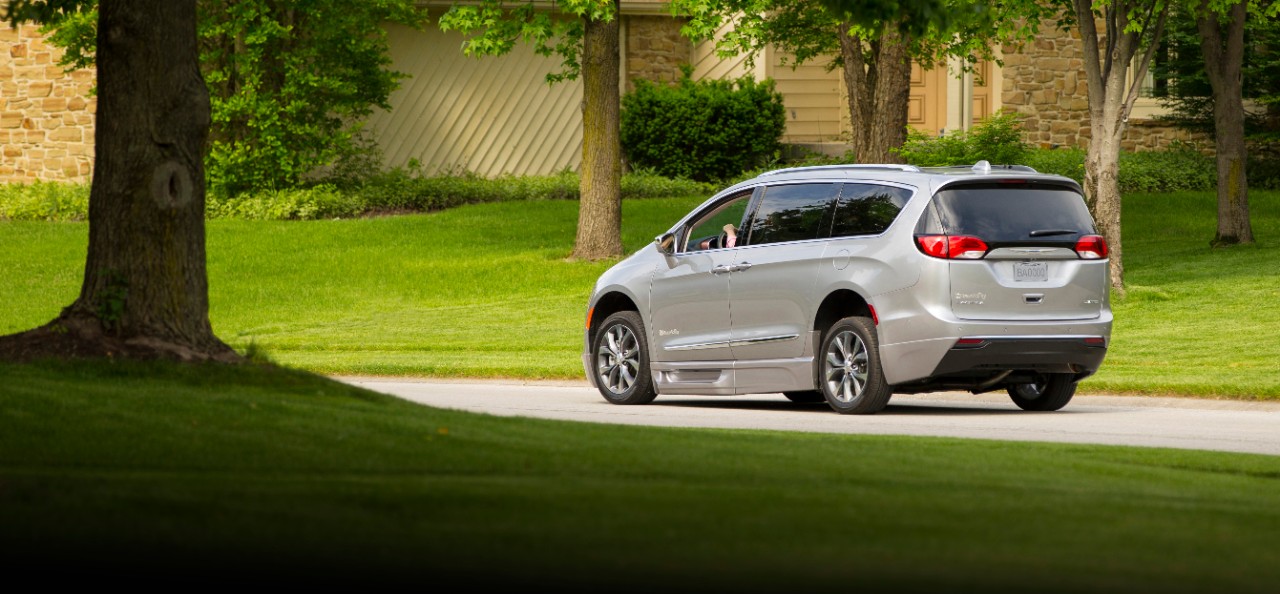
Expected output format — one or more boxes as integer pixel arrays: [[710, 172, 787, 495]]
[[0, 191, 1276, 397]]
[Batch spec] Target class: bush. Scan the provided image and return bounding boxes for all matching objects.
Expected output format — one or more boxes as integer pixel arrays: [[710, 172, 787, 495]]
[[894, 110, 1030, 167], [1117, 142, 1215, 193], [1022, 143, 1216, 193], [206, 185, 364, 220], [1023, 147, 1087, 182], [0, 181, 90, 221], [621, 67, 786, 183]]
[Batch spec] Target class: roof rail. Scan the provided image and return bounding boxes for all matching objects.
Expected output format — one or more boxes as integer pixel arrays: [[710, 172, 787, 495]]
[[918, 161, 1039, 174], [758, 164, 922, 177]]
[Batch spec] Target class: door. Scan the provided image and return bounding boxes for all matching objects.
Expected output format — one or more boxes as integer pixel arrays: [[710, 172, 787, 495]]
[[909, 62, 949, 136], [727, 182, 840, 361], [649, 191, 753, 362]]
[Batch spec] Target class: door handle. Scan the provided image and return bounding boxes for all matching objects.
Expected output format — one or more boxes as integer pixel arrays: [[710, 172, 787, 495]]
[[712, 264, 734, 274], [733, 262, 753, 272]]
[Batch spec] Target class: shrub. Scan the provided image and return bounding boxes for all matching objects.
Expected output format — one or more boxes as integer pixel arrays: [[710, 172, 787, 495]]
[[1117, 142, 1215, 193], [894, 110, 1029, 167], [1024, 147, 1086, 182], [1022, 143, 1216, 193], [0, 181, 90, 221], [621, 67, 786, 183], [206, 185, 364, 220]]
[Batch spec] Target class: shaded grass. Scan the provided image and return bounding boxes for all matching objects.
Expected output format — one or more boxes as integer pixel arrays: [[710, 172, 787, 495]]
[[2, 361, 1279, 590], [0, 191, 1276, 397]]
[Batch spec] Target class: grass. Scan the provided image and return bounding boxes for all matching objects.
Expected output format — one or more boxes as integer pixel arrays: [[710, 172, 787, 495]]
[[2, 360, 1279, 590], [0, 191, 1277, 397]]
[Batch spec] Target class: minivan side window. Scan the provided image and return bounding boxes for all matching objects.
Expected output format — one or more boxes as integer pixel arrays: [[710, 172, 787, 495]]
[[830, 184, 912, 237], [682, 190, 753, 252], [742, 183, 840, 246]]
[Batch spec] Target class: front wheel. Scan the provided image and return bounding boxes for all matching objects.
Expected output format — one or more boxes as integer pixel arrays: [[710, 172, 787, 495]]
[[591, 311, 657, 405], [818, 316, 892, 414], [1007, 373, 1077, 411]]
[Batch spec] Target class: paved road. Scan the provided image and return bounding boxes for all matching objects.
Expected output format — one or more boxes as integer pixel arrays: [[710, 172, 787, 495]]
[[339, 377, 1280, 456]]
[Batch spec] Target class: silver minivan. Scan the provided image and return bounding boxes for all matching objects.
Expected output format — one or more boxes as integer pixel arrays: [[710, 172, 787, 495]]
[[583, 162, 1111, 414]]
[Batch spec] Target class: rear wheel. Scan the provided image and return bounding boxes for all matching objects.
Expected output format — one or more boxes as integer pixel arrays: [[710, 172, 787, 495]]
[[818, 316, 892, 415], [782, 390, 825, 403], [1007, 373, 1077, 411], [592, 311, 657, 405]]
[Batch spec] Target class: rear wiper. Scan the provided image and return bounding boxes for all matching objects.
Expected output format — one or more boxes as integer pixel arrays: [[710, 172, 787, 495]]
[[1028, 229, 1078, 237]]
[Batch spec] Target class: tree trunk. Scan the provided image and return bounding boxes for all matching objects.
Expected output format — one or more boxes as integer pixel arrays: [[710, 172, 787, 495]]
[[1072, 1, 1167, 294], [0, 0, 238, 362], [572, 1, 623, 261], [1084, 130, 1125, 294], [1198, 0, 1254, 247], [838, 22, 911, 164]]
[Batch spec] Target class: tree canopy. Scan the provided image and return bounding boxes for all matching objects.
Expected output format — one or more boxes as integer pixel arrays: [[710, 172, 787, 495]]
[[18, 0, 427, 197]]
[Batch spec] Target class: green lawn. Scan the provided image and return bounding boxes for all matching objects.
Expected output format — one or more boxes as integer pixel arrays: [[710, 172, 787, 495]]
[[1, 191, 1277, 397], [2, 361, 1278, 590]]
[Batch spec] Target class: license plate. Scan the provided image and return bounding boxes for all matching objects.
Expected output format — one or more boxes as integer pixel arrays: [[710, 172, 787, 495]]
[[1013, 261, 1048, 282]]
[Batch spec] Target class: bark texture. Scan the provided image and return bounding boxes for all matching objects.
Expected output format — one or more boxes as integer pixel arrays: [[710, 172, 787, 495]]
[[838, 22, 912, 164], [1197, 0, 1254, 247], [1072, 1, 1167, 294], [572, 1, 624, 261], [0, 0, 238, 362]]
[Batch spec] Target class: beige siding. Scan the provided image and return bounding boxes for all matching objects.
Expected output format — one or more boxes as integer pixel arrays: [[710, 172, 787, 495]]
[[691, 29, 752, 82], [769, 51, 843, 143], [366, 23, 583, 177]]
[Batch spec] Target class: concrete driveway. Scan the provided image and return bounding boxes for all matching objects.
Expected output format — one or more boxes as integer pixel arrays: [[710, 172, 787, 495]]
[[339, 377, 1280, 457]]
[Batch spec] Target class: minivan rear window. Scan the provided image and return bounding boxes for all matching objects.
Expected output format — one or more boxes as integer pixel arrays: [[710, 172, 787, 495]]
[[928, 183, 1096, 243]]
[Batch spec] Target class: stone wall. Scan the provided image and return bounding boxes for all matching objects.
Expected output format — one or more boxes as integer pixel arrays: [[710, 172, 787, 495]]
[[625, 15, 689, 90], [0, 24, 95, 183], [1001, 24, 1210, 152]]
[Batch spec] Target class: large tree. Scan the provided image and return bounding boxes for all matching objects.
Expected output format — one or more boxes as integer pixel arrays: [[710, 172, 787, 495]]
[[671, 0, 1048, 164], [1, 0, 237, 362], [35, 0, 426, 197], [1070, 0, 1169, 292], [1193, 0, 1256, 246], [440, 0, 623, 261]]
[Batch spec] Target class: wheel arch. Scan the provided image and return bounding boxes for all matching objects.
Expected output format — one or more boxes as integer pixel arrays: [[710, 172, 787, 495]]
[[813, 288, 875, 336], [588, 290, 641, 346]]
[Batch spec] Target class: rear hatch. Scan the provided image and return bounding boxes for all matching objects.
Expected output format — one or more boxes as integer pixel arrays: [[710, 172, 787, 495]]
[[916, 181, 1108, 321]]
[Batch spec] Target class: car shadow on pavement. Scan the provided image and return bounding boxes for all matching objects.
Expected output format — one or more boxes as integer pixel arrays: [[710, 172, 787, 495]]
[[655, 397, 1056, 416]]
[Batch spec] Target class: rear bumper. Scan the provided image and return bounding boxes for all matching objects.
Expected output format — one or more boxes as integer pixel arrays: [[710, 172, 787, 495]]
[[929, 336, 1107, 378]]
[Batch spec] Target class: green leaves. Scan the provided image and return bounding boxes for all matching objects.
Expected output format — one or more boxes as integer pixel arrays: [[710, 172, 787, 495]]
[[197, 0, 427, 196], [621, 74, 786, 182], [438, 0, 613, 84]]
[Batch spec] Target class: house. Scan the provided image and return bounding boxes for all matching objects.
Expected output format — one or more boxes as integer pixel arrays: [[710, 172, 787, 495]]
[[0, 3, 1201, 184]]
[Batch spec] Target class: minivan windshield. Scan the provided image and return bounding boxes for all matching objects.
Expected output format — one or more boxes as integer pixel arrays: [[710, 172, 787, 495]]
[[930, 183, 1095, 243]]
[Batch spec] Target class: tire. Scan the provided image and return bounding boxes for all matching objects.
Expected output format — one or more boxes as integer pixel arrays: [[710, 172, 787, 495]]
[[591, 311, 657, 405], [1007, 373, 1077, 411], [818, 316, 892, 415], [783, 390, 825, 403]]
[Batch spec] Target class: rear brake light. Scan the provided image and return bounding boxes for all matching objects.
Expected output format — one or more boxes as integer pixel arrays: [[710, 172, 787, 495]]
[[916, 235, 989, 260], [1075, 235, 1108, 259]]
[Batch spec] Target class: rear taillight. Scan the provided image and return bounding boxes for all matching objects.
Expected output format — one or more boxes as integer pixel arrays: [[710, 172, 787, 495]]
[[1075, 235, 1108, 259], [916, 235, 989, 260]]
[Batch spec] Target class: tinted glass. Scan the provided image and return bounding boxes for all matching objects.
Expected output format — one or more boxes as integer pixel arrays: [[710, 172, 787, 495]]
[[743, 183, 839, 246], [830, 184, 911, 237], [931, 183, 1096, 243]]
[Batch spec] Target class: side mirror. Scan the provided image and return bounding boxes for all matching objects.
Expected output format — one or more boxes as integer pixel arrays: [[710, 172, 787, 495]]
[[655, 232, 676, 255]]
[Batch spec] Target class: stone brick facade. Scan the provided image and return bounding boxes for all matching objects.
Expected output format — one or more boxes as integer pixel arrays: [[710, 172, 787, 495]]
[[1001, 24, 1211, 152], [0, 23, 96, 183], [625, 15, 689, 90]]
